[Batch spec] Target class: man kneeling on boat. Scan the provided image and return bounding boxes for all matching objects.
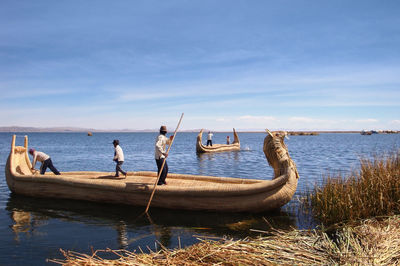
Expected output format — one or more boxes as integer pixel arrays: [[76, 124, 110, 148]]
[[29, 148, 61, 175]]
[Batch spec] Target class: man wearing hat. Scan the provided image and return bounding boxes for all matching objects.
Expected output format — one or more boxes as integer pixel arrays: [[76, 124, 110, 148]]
[[29, 148, 60, 175], [154, 125, 173, 185], [113, 139, 127, 178]]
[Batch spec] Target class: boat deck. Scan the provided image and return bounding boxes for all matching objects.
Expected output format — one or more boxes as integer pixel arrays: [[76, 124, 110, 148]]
[[27, 170, 261, 188]]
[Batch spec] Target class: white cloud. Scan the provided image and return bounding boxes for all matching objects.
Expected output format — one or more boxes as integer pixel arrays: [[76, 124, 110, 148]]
[[216, 118, 231, 122], [355, 119, 379, 123], [238, 115, 277, 122], [118, 91, 175, 101], [0, 87, 73, 100], [289, 117, 320, 123]]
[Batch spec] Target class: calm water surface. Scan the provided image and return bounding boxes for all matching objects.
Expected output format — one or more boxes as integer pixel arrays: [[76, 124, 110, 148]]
[[1, 132, 399, 265]]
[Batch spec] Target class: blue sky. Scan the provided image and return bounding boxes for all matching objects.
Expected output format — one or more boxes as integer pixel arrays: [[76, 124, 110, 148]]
[[1, 0, 399, 131]]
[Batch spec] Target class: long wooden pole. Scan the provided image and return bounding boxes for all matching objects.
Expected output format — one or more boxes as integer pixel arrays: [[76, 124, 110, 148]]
[[145, 113, 184, 213]]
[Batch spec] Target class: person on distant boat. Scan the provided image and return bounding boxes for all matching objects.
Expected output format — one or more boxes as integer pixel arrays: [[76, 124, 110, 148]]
[[28, 148, 60, 175], [226, 136, 230, 145], [155, 125, 173, 185], [113, 139, 127, 178], [206, 131, 213, 146]]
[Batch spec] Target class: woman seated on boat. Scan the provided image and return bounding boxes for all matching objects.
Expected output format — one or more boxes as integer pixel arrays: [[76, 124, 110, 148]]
[[226, 136, 230, 144], [28, 148, 60, 175]]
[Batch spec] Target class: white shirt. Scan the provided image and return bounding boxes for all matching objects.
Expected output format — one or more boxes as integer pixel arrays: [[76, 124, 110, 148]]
[[32, 151, 50, 168], [155, 134, 170, 159], [207, 132, 213, 140], [114, 145, 124, 162]]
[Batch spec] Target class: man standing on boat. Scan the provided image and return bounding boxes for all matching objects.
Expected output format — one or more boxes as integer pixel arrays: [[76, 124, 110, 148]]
[[207, 131, 213, 146], [29, 148, 60, 175], [155, 125, 173, 185], [113, 139, 127, 178]]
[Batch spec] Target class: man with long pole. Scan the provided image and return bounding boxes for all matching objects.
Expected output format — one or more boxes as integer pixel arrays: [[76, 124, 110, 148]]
[[154, 125, 172, 186], [145, 113, 184, 213]]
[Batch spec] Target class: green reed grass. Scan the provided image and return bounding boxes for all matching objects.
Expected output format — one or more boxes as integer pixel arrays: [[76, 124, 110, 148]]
[[304, 150, 400, 226]]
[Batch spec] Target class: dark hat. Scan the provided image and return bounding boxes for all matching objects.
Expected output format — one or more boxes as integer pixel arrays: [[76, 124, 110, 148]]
[[160, 125, 167, 132], [29, 148, 35, 155], [112, 139, 119, 145]]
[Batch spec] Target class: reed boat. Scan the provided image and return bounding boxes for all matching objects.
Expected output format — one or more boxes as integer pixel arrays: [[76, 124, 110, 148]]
[[5, 132, 299, 212], [196, 128, 240, 153]]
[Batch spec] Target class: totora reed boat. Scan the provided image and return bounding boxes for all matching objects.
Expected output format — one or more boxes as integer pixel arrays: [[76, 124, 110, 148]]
[[5, 132, 299, 212], [196, 128, 240, 153]]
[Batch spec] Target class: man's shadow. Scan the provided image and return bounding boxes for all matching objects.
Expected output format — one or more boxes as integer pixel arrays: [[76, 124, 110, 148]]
[[93, 175, 151, 191], [95, 175, 126, 180]]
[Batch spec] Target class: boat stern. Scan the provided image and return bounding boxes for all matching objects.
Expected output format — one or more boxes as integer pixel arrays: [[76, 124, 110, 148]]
[[5, 135, 33, 193]]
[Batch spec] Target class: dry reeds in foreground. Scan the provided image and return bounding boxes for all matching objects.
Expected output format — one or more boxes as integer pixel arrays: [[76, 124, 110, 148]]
[[304, 151, 400, 226], [49, 215, 400, 265]]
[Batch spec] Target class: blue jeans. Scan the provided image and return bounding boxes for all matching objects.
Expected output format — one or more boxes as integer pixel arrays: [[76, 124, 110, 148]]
[[115, 161, 126, 176], [155, 158, 168, 185], [40, 158, 60, 175]]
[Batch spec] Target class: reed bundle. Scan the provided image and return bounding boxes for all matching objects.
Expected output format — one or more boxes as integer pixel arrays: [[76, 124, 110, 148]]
[[304, 151, 400, 226], [49, 215, 400, 265]]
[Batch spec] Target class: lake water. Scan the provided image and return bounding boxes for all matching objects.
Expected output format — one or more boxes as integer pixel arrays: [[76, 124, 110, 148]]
[[1, 132, 399, 265]]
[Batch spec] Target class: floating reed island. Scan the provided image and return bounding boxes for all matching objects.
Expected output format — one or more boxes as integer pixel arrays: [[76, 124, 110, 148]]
[[5, 131, 298, 213], [196, 128, 240, 153], [50, 215, 400, 265], [361, 130, 400, 135], [288, 131, 319, 136]]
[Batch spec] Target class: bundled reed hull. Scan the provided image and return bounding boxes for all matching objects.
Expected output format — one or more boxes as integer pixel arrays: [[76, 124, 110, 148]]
[[196, 128, 240, 153], [5, 133, 299, 212]]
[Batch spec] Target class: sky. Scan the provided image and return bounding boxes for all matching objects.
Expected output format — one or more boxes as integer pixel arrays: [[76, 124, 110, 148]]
[[0, 0, 399, 131]]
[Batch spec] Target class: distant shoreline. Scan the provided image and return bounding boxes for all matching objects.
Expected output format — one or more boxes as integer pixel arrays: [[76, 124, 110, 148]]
[[1, 127, 398, 134]]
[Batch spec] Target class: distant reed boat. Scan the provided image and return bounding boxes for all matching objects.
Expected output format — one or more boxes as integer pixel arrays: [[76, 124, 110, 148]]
[[87, 132, 93, 136], [5, 132, 299, 212], [361, 130, 372, 135], [288, 131, 319, 136], [196, 128, 240, 153]]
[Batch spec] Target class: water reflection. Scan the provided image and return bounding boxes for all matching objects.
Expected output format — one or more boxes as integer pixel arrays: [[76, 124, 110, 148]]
[[6, 193, 297, 250], [197, 151, 240, 176], [11, 210, 32, 241], [9, 208, 50, 242], [116, 221, 128, 249], [155, 225, 172, 249]]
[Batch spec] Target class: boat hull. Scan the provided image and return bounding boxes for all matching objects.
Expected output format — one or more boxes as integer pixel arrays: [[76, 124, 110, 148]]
[[5, 133, 298, 213]]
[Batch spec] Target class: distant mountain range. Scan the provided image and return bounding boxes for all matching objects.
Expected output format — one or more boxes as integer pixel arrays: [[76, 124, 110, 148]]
[[0, 126, 151, 132], [0, 126, 203, 133]]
